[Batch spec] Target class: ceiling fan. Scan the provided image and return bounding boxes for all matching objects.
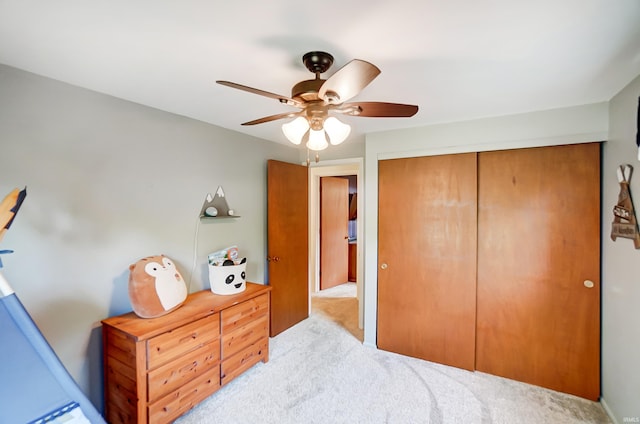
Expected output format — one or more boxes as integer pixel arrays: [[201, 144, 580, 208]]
[[217, 51, 418, 156]]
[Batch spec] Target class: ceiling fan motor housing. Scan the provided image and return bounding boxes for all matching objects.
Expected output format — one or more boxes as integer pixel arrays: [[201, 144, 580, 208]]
[[291, 51, 336, 102], [291, 79, 325, 102], [302, 51, 334, 74], [304, 103, 328, 130]]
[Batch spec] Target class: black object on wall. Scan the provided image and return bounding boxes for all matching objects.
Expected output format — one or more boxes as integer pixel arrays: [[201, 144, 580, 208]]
[[636, 97, 639, 158]]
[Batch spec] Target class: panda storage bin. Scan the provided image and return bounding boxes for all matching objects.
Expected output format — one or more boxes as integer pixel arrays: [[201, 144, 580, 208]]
[[208, 261, 246, 295]]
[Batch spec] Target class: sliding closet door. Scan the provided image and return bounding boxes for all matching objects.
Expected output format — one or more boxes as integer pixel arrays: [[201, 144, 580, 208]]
[[476, 143, 601, 400], [378, 153, 477, 371]]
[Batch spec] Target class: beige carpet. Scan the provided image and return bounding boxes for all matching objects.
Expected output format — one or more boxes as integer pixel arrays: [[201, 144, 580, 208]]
[[176, 283, 611, 424], [311, 282, 362, 342]]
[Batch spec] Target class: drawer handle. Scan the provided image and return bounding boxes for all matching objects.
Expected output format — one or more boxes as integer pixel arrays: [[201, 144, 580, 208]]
[[179, 361, 199, 373], [178, 333, 199, 343]]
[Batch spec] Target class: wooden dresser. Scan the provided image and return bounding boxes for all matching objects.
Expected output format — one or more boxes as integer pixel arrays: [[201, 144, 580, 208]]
[[102, 282, 271, 424]]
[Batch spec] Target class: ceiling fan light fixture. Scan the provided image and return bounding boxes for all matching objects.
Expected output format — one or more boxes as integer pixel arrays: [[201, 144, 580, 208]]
[[220, 51, 418, 159], [306, 128, 329, 151], [281, 116, 309, 145], [323, 116, 351, 145]]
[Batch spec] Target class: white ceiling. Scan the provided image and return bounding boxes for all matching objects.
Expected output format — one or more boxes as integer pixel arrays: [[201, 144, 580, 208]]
[[1, 1, 639, 146]]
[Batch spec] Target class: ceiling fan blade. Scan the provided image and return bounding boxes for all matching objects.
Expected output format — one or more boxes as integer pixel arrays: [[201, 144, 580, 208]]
[[336, 101, 418, 117], [241, 112, 301, 126], [217, 80, 303, 108], [318, 59, 381, 104]]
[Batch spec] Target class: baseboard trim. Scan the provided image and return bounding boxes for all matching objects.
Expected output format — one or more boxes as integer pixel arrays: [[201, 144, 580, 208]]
[[600, 397, 619, 424], [362, 340, 377, 349]]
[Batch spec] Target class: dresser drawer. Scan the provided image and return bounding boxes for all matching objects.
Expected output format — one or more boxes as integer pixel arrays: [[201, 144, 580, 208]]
[[148, 341, 219, 402], [148, 366, 220, 424], [147, 314, 219, 370], [104, 362, 137, 424], [221, 314, 269, 359], [221, 337, 269, 385], [221, 293, 269, 334], [104, 328, 137, 369]]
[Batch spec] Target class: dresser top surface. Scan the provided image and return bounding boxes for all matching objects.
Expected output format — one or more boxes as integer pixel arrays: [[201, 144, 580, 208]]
[[102, 282, 270, 340]]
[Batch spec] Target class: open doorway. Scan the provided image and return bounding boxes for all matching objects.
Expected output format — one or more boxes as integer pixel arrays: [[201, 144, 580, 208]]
[[312, 282, 361, 340], [308, 160, 363, 342]]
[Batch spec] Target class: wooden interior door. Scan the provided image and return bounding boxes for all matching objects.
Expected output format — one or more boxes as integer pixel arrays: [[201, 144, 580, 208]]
[[320, 177, 349, 291], [267, 160, 309, 337], [476, 143, 601, 400], [377, 153, 478, 371]]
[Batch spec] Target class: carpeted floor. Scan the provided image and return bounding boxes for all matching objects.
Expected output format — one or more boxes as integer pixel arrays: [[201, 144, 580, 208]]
[[310, 282, 362, 341], [176, 283, 611, 424]]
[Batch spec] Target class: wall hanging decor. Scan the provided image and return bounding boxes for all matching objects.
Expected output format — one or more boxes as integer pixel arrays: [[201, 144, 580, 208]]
[[611, 164, 640, 249], [199, 186, 239, 218], [0, 187, 26, 269], [636, 96, 639, 161], [0, 187, 26, 244]]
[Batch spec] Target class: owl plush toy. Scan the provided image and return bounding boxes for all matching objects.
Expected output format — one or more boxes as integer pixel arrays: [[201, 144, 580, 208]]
[[128, 255, 187, 318]]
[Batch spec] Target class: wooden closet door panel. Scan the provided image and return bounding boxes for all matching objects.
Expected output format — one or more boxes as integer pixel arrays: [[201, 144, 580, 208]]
[[378, 153, 477, 371], [476, 143, 601, 400]]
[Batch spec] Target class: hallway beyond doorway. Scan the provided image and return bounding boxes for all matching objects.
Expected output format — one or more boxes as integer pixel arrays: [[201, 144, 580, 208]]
[[311, 283, 362, 342]]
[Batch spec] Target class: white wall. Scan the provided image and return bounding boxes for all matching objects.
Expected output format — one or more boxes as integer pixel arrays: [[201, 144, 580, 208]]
[[601, 74, 640, 423], [0, 64, 299, 411]]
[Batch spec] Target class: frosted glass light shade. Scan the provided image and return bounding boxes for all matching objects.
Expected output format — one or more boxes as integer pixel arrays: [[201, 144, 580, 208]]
[[306, 128, 329, 151], [324, 117, 351, 145], [282, 116, 309, 145]]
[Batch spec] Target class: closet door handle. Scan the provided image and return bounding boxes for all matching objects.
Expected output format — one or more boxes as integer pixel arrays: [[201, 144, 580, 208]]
[[380, 263, 388, 270], [583, 280, 594, 288]]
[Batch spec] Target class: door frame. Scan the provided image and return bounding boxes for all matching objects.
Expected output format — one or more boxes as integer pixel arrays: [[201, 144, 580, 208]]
[[309, 158, 364, 329]]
